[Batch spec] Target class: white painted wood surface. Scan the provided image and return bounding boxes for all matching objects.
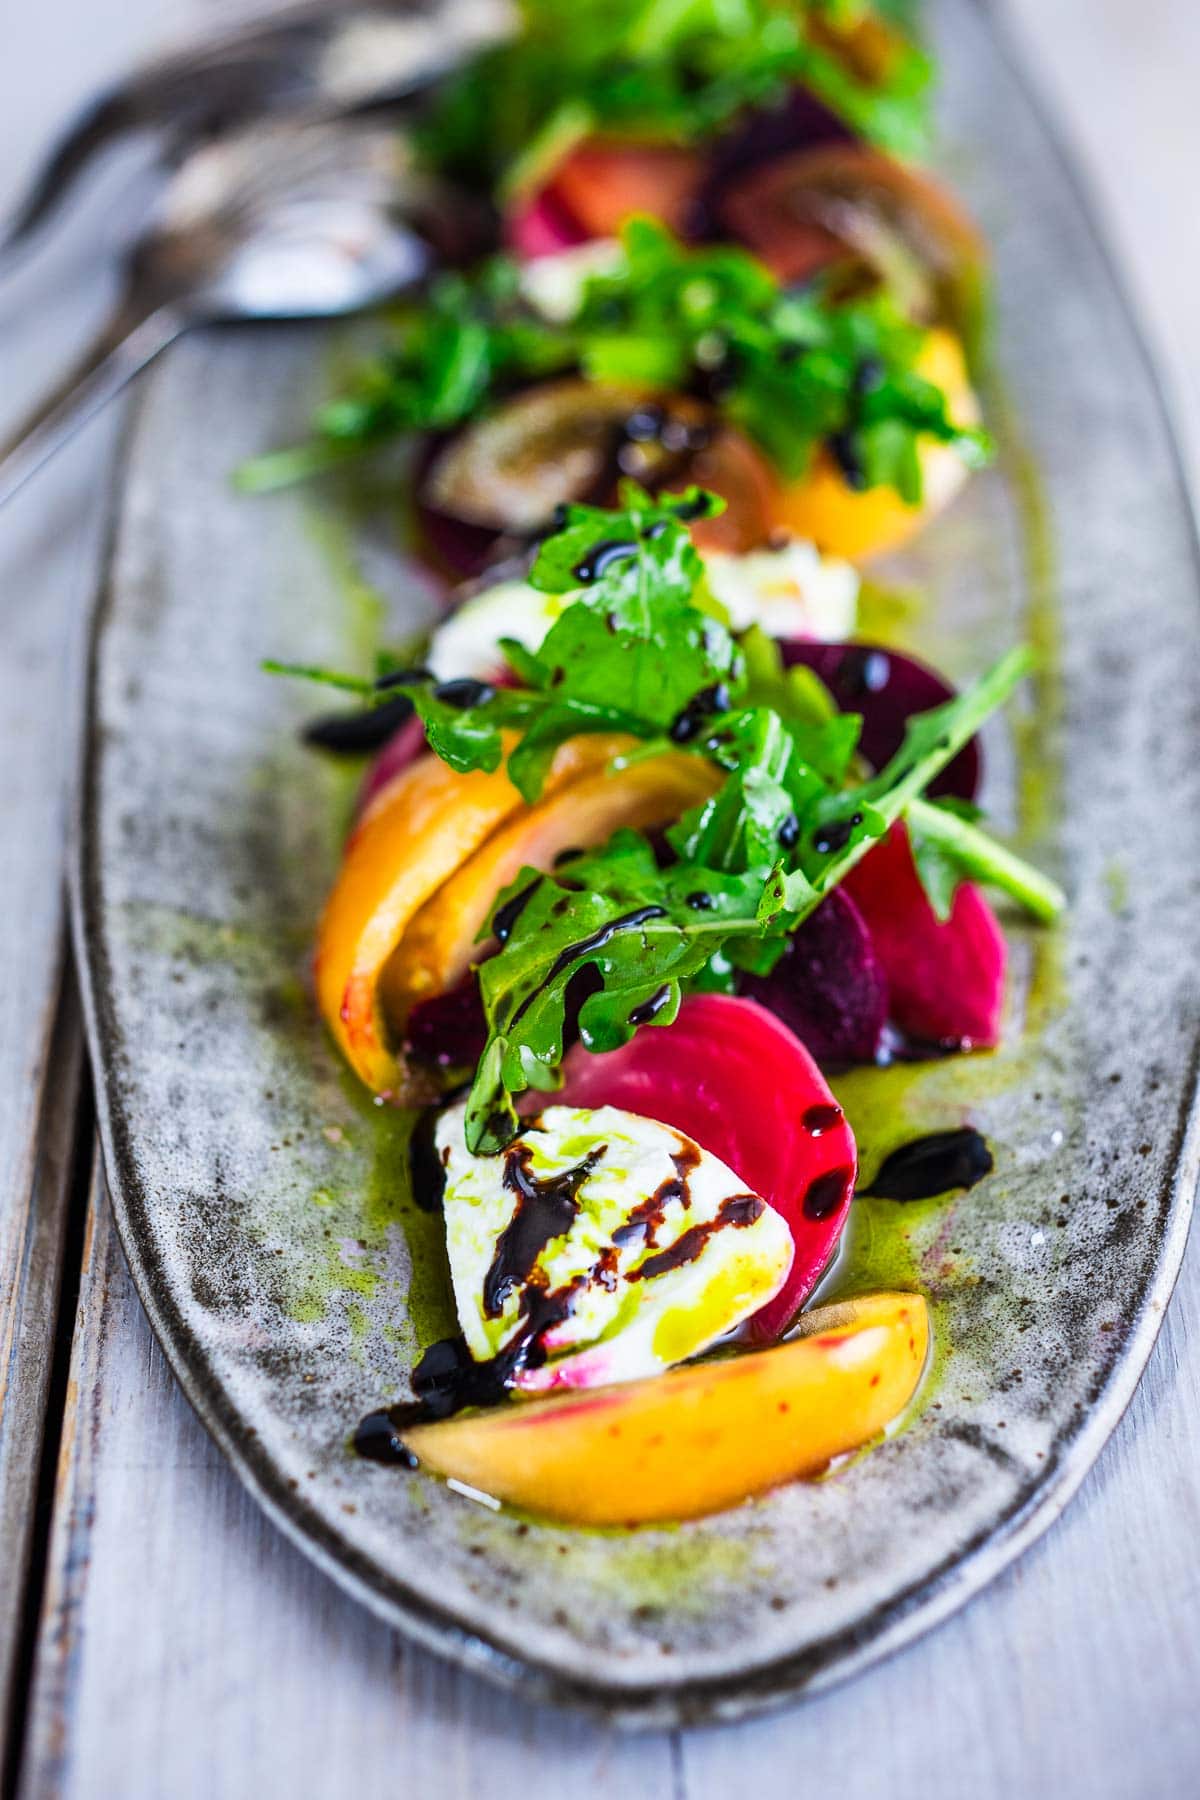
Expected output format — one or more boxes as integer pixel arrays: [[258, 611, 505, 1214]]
[[3, 2, 1200, 1795]]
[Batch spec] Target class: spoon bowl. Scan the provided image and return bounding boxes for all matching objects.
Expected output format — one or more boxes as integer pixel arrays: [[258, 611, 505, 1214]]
[[0, 115, 481, 507]]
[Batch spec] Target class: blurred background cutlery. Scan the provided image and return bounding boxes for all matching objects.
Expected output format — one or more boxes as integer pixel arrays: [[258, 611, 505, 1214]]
[[1, 0, 511, 260], [0, 0, 512, 505]]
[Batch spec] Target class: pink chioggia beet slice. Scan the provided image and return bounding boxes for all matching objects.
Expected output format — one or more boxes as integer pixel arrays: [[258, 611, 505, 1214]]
[[843, 821, 1007, 1049], [506, 189, 588, 259], [738, 886, 888, 1065], [555, 993, 857, 1342]]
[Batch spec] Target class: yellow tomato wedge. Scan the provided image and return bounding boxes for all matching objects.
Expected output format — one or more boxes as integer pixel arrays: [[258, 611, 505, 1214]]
[[315, 734, 623, 1095], [773, 328, 979, 561], [383, 748, 720, 1028], [402, 1291, 930, 1525]]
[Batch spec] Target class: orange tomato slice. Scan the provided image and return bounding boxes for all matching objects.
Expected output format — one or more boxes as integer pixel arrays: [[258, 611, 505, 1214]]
[[383, 747, 720, 1031], [402, 1291, 930, 1524], [315, 734, 621, 1096]]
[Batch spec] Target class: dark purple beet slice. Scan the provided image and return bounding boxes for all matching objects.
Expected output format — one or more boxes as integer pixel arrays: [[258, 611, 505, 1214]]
[[738, 887, 887, 1066], [413, 432, 506, 579], [698, 88, 852, 235], [416, 498, 505, 580], [404, 972, 488, 1072], [779, 640, 982, 801]]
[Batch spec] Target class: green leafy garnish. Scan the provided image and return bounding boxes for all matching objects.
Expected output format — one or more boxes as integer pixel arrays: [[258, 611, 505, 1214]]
[[462, 638, 1051, 1152], [419, 0, 933, 195], [241, 220, 991, 501], [270, 490, 1063, 1152]]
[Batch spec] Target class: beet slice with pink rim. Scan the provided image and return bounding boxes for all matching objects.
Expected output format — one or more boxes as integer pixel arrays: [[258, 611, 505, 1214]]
[[738, 887, 887, 1065], [843, 822, 1006, 1049], [556, 993, 857, 1342]]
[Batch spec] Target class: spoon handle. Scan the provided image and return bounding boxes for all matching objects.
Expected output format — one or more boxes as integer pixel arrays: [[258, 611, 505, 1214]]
[[0, 297, 188, 507]]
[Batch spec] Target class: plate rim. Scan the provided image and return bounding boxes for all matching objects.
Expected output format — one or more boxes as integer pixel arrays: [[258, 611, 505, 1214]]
[[69, 0, 1200, 1727]]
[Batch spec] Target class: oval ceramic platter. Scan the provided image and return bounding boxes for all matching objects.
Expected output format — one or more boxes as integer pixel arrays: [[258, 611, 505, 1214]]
[[74, 0, 1200, 1727]]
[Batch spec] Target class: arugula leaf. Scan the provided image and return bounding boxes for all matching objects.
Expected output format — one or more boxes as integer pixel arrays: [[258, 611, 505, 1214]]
[[520, 486, 743, 728], [467, 832, 772, 1152], [783, 647, 1037, 909], [458, 637, 1058, 1153]]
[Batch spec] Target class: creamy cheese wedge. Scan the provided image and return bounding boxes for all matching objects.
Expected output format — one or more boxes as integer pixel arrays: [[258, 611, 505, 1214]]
[[427, 541, 858, 683], [426, 578, 576, 682], [702, 540, 858, 643], [435, 1101, 794, 1393]]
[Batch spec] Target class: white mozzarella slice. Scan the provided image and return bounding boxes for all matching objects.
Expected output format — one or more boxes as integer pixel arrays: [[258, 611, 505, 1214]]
[[436, 1102, 793, 1393], [703, 539, 859, 643]]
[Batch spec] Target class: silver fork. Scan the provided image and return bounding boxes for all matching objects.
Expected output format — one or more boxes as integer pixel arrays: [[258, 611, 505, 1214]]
[[2, 0, 513, 260], [0, 117, 484, 507]]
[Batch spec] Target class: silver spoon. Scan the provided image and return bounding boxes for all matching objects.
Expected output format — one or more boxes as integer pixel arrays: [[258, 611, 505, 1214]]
[[0, 116, 474, 507], [1, 0, 513, 260]]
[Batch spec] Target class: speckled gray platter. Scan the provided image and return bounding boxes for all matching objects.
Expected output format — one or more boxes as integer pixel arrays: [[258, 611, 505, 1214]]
[[73, 0, 1200, 1727]]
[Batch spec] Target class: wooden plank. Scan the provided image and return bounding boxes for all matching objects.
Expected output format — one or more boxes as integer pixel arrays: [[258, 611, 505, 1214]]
[[18, 1170, 679, 1800], [0, 0, 213, 1767], [0, 966, 87, 1775]]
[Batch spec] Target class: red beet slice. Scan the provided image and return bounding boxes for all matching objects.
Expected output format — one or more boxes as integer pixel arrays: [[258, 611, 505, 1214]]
[[556, 993, 857, 1341], [702, 88, 852, 207], [413, 434, 506, 579], [405, 971, 488, 1072], [739, 887, 887, 1065], [780, 639, 981, 801], [843, 822, 1006, 1048], [415, 496, 505, 580]]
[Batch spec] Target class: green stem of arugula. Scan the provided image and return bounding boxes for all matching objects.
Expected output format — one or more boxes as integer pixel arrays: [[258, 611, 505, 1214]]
[[906, 797, 1066, 924], [781, 642, 1041, 917], [235, 438, 369, 495], [261, 661, 376, 694]]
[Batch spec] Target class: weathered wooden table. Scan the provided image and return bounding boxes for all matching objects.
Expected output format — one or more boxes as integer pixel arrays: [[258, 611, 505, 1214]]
[[2, 3, 1198, 1795]]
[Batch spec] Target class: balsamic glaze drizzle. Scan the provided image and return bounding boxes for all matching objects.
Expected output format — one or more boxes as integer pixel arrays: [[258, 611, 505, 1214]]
[[628, 984, 673, 1027], [408, 1109, 448, 1214], [491, 880, 537, 946], [801, 1103, 844, 1137], [802, 1167, 853, 1221], [508, 906, 667, 1031], [482, 1142, 605, 1318], [628, 1192, 765, 1280], [432, 676, 495, 710], [572, 538, 639, 583], [858, 1128, 994, 1202], [811, 811, 863, 856], [302, 693, 414, 755], [668, 682, 731, 744]]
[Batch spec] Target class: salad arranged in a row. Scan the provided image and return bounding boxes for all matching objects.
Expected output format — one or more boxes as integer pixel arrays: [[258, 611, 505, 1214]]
[[265, 0, 1063, 1525], [279, 488, 1060, 1523], [246, 0, 988, 566]]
